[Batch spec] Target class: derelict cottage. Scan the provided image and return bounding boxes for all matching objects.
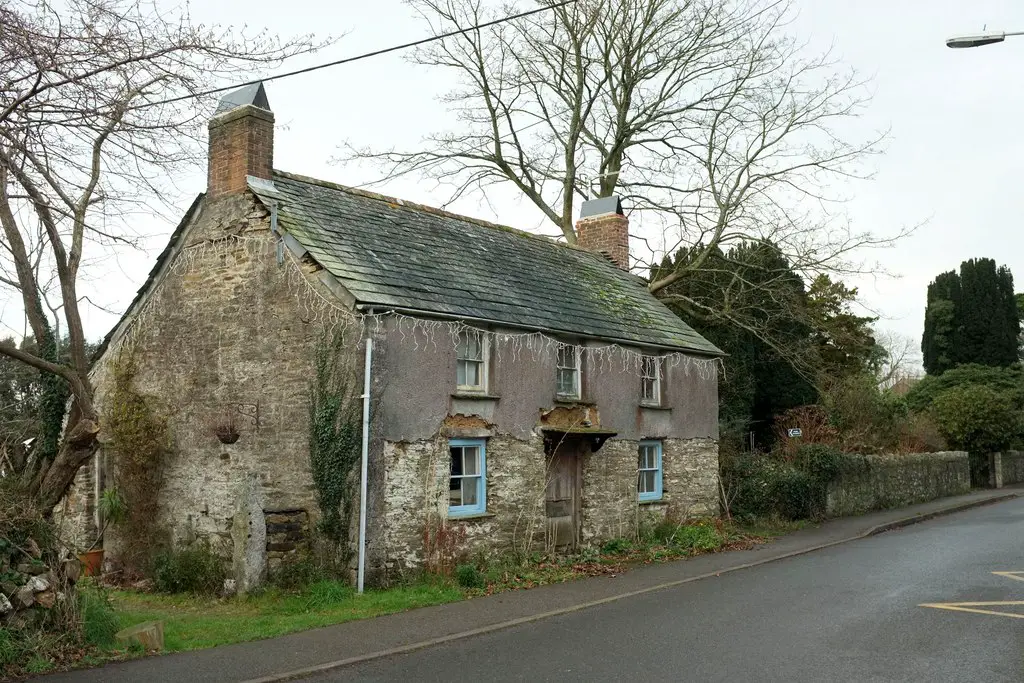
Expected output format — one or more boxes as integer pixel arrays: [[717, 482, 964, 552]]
[[61, 83, 723, 588]]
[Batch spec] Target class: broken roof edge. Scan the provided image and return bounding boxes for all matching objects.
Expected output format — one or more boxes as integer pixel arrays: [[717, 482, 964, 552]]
[[355, 303, 724, 357], [266, 170, 641, 269]]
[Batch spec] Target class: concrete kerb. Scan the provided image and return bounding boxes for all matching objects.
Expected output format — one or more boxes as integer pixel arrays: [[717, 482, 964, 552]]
[[240, 490, 1024, 683], [863, 492, 1019, 537]]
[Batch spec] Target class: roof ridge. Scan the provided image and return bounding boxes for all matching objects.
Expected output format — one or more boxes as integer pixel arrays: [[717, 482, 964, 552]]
[[272, 169, 602, 259]]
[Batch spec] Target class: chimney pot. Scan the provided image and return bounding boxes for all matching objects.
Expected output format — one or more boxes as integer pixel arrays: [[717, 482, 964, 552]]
[[207, 82, 274, 198], [576, 196, 629, 270]]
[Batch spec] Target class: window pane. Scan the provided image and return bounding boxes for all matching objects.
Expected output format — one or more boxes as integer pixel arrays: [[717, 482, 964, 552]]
[[459, 331, 483, 361], [639, 470, 656, 493], [450, 477, 462, 505], [557, 368, 577, 395], [463, 447, 479, 475], [642, 377, 654, 400], [457, 361, 467, 386], [450, 447, 463, 476], [462, 477, 479, 506]]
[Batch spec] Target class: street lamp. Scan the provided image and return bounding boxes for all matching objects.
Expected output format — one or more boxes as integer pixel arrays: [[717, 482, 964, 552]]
[[946, 31, 1024, 49]]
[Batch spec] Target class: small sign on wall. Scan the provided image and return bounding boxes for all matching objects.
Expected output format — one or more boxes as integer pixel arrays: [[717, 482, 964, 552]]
[[787, 428, 803, 438]]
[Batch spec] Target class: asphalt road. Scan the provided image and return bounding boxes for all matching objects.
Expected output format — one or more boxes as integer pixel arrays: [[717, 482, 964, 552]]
[[308, 497, 1024, 682]]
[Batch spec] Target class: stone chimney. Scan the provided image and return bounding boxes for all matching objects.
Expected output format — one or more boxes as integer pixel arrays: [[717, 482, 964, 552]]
[[575, 196, 629, 269], [207, 82, 274, 198]]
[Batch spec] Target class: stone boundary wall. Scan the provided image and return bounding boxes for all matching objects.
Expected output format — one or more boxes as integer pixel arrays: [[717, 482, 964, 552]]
[[825, 451, 969, 517], [999, 451, 1024, 486]]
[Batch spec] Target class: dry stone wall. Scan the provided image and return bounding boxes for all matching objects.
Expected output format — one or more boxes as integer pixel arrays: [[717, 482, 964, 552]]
[[825, 451, 969, 517], [1000, 451, 1024, 486]]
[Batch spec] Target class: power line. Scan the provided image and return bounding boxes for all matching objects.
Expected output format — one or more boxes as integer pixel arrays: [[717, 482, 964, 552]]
[[147, 0, 578, 108]]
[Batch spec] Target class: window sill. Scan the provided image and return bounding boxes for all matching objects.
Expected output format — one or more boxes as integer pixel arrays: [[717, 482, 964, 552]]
[[447, 511, 496, 521], [638, 498, 666, 506], [553, 397, 596, 406], [451, 392, 501, 401], [639, 404, 671, 411]]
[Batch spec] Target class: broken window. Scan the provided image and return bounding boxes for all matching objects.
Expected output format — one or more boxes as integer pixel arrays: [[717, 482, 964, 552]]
[[456, 330, 486, 391], [638, 441, 663, 502], [556, 345, 581, 399], [640, 356, 662, 405], [449, 439, 487, 516]]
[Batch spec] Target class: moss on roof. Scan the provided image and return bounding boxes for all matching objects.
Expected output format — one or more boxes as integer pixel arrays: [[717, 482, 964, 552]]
[[251, 171, 721, 355]]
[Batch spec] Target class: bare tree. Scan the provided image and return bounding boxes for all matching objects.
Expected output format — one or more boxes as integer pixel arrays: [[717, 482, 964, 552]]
[[345, 0, 908, 331], [0, 0, 323, 514], [874, 329, 921, 390]]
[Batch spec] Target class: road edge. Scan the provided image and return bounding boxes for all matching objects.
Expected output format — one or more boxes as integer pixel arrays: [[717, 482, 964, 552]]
[[242, 490, 1022, 683]]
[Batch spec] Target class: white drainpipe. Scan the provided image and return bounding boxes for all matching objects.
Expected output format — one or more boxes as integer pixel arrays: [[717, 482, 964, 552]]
[[357, 321, 373, 593]]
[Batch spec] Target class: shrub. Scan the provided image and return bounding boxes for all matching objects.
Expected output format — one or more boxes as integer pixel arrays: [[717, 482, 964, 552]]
[[822, 374, 905, 452], [930, 384, 1021, 454], [268, 557, 329, 591], [79, 586, 119, 647], [906, 364, 1024, 413], [152, 542, 226, 594], [896, 412, 947, 453], [600, 537, 633, 555], [455, 563, 486, 589], [726, 454, 816, 520]]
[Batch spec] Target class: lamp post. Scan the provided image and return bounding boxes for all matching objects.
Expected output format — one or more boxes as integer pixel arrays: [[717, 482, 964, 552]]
[[946, 31, 1024, 49]]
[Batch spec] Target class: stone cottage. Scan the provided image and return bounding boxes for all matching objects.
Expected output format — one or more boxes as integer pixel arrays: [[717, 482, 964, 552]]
[[61, 83, 723, 586]]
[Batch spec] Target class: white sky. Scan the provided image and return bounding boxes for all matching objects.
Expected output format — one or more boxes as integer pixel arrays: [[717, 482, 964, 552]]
[[63, 0, 1024, 365]]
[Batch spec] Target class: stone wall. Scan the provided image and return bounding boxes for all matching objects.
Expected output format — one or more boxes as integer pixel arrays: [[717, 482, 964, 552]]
[[825, 451, 969, 517], [1000, 451, 1024, 486], [77, 192, 359, 568], [372, 434, 718, 581], [265, 509, 312, 571]]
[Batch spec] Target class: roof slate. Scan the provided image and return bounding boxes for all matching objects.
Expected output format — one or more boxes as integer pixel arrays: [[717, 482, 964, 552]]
[[250, 171, 722, 355]]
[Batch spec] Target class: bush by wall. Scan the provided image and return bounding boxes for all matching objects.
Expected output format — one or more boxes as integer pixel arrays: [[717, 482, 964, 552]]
[[724, 445, 966, 521], [152, 542, 227, 595], [930, 385, 1021, 455]]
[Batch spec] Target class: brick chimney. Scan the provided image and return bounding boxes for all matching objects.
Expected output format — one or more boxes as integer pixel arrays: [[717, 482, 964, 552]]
[[575, 196, 629, 269], [207, 82, 274, 198]]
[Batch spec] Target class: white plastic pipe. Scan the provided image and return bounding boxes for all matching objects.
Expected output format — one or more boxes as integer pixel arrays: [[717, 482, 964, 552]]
[[357, 334, 372, 593]]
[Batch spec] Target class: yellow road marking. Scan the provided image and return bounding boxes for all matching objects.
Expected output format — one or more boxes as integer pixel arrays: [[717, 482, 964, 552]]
[[920, 601, 1024, 619], [919, 572, 1024, 619]]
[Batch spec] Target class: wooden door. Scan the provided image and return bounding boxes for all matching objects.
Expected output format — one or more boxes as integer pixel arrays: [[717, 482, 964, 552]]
[[545, 442, 581, 550]]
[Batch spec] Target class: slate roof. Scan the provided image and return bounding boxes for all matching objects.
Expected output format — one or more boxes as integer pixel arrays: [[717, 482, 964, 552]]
[[250, 171, 721, 355]]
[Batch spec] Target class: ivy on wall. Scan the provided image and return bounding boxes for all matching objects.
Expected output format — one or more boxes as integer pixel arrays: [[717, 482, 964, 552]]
[[103, 351, 171, 571], [308, 328, 362, 556]]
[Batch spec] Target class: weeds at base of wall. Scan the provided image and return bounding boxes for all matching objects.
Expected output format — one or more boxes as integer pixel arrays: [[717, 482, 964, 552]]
[[152, 541, 227, 595], [445, 517, 777, 594]]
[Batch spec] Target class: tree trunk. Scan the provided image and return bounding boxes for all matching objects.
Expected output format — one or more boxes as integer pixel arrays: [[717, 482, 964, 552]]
[[34, 412, 100, 515]]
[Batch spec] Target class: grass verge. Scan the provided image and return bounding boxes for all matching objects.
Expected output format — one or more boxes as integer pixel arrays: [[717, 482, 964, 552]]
[[112, 580, 464, 652], [81, 516, 808, 668]]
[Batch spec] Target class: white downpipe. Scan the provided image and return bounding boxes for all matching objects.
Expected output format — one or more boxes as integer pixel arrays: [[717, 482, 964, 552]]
[[357, 332, 373, 593]]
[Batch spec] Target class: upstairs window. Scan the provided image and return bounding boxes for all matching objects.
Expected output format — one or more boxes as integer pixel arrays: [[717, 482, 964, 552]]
[[638, 441, 663, 502], [449, 439, 486, 516], [640, 356, 662, 405], [556, 345, 581, 399], [456, 330, 486, 391]]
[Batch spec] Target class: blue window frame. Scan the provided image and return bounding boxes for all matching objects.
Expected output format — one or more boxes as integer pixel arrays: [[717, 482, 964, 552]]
[[638, 441, 663, 502], [449, 439, 487, 516]]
